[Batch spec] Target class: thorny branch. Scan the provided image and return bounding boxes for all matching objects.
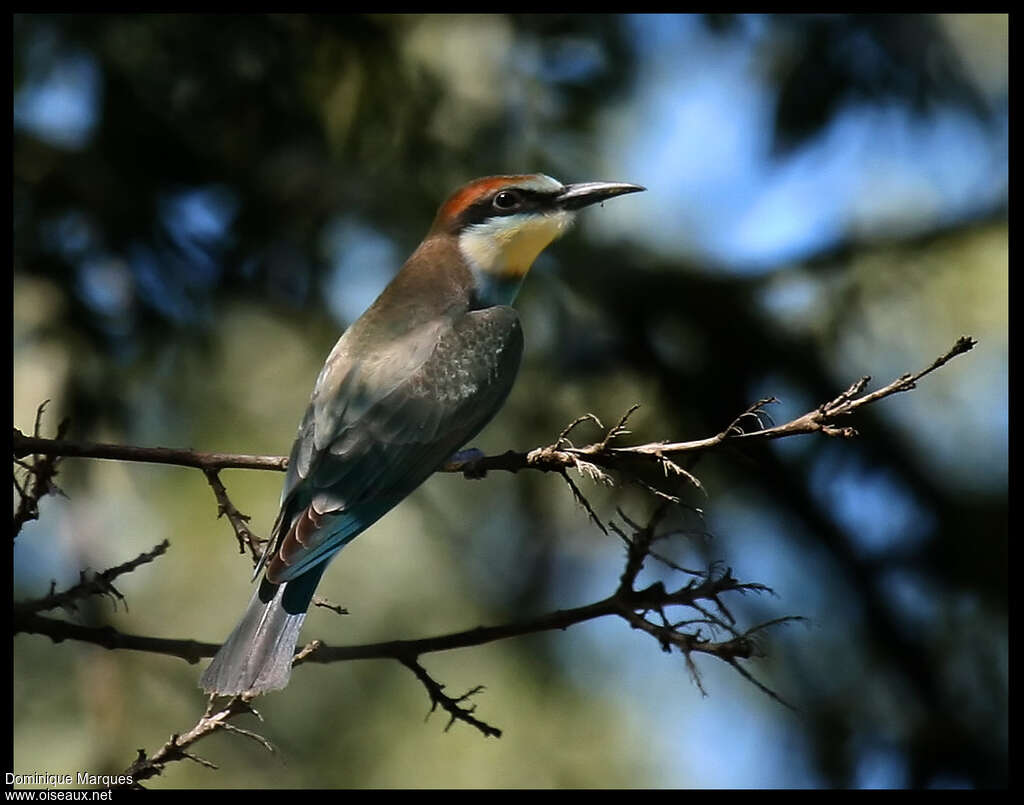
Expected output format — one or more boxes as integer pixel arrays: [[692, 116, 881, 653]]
[[203, 469, 266, 562], [12, 337, 975, 776], [442, 336, 978, 497], [13, 401, 70, 539], [16, 506, 793, 764], [13, 337, 977, 502], [14, 540, 170, 616], [121, 696, 274, 788], [399, 656, 503, 738], [14, 531, 787, 672]]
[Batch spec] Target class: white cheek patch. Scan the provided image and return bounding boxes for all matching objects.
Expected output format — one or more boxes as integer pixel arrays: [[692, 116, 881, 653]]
[[460, 211, 574, 280]]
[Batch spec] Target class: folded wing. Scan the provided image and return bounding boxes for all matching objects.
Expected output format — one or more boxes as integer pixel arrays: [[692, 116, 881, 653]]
[[262, 305, 523, 583]]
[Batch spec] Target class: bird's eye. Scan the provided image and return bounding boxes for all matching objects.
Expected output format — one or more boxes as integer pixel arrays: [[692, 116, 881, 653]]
[[492, 190, 522, 211]]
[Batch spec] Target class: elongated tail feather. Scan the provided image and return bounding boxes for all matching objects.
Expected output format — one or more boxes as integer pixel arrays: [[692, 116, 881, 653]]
[[200, 563, 327, 696]]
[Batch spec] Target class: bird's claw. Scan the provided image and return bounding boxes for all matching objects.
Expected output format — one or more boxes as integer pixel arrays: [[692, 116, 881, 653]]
[[444, 448, 487, 479]]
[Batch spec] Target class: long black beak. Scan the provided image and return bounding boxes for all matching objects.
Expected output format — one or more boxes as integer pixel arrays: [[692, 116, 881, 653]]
[[555, 181, 646, 210]]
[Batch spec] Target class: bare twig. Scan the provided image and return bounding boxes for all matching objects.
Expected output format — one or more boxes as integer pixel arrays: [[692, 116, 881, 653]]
[[18, 500, 804, 771], [12, 339, 977, 492], [617, 500, 671, 594], [399, 656, 502, 739], [15, 546, 790, 674], [14, 611, 217, 664], [13, 401, 70, 538], [445, 337, 978, 483], [292, 639, 323, 665], [558, 468, 608, 534], [556, 412, 604, 447], [203, 469, 265, 562], [599, 403, 641, 449], [15, 540, 170, 615], [312, 597, 349, 616], [121, 696, 273, 788], [12, 431, 287, 472], [300, 548, 791, 673]]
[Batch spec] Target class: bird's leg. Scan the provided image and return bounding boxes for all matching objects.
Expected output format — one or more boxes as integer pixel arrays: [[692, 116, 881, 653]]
[[443, 448, 487, 479]]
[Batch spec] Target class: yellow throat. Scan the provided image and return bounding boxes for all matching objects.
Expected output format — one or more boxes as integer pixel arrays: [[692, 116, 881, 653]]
[[458, 210, 574, 304]]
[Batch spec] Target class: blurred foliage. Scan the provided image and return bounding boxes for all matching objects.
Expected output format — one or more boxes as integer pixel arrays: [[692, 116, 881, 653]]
[[14, 14, 1006, 789]]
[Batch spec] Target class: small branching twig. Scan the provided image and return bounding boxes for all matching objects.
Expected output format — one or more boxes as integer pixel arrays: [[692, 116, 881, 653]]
[[292, 639, 323, 666], [608, 516, 803, 709], [443, 337, 978, 487], [599, 403, 640, 448], [556, 412, 604, 447], [203, 469, 266, 562], [731, 335, 977, 442], [288, 508, 803, 714], [558, 468, 608, 534], [312, 596, 349, 615], [121, 696, 273, 788], [399, 656, 502, 739], [616, 500, 671, 594], [13, 401, 70, 538], [15, 540, 170, 616]]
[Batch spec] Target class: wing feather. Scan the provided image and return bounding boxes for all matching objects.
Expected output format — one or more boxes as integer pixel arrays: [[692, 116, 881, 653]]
[[264, 306, 523, 584]]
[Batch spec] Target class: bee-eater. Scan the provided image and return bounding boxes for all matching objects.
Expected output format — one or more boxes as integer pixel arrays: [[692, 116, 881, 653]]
[[200, 174, 644, 696]]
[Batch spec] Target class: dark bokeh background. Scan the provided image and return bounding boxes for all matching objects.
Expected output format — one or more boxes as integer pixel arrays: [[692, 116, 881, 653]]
[[13, 14, 1007, 788]]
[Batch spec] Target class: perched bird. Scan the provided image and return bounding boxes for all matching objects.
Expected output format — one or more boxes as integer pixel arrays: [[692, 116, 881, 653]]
[[200, 173, 644, 696]]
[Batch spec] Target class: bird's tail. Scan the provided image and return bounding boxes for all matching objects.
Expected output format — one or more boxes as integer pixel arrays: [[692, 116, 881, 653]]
[[200, 563, 326, 696]]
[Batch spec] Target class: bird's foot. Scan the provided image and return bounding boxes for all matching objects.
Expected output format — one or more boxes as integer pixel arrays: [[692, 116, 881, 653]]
[[444, 448, 487, 479]]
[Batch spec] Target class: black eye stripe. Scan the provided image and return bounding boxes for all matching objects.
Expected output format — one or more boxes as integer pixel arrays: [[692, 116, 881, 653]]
[[457, 189, 552, 228]]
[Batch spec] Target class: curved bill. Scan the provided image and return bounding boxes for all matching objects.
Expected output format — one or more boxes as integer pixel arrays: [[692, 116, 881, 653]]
[[555, 181, 646, 210]]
